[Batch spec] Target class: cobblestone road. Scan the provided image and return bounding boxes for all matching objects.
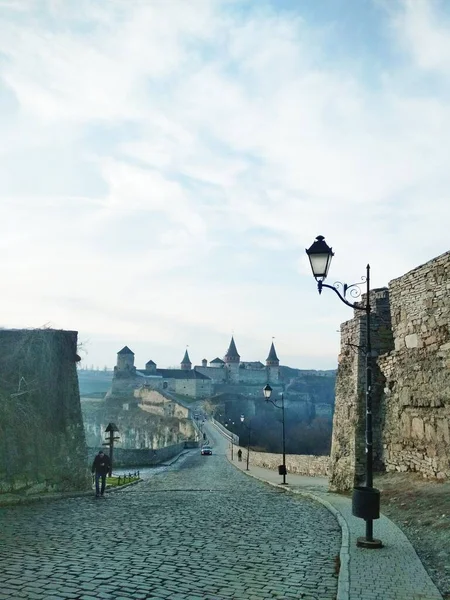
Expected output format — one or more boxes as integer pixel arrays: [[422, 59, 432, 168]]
[[0, 443, 340, 600]]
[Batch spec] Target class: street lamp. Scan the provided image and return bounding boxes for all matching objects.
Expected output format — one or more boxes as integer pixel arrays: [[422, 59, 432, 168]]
[[306, 235, 382, 549], [263, 384, 287, 485], [224, 420, 235, 460], [104, 423, 120, 477], [240, 415, 251, 471]]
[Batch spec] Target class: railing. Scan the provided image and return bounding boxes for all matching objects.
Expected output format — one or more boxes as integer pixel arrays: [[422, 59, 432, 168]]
[[117, 471, 140, 485], [211, 417, 239, 445]]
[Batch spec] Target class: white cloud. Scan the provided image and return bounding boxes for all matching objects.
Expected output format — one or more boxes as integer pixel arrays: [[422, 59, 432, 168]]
[[0, 0, 449, 369]]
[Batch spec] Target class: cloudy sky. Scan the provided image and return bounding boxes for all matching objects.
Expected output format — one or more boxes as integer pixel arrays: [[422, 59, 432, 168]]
[[1, 0, 449, 371]]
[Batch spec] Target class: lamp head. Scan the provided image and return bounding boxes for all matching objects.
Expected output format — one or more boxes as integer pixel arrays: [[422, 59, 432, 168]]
[[305, 235, 334, 282], [240, 415, 244, 423], [263, 384, 273, 400]]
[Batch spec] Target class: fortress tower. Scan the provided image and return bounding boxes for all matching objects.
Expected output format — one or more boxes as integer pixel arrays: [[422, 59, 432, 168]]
[[224, 336, 240, 383], [115, 346, 136, 376], [145, 359, 157, 374], [266, 341, 280, 382], [181, 349, 192, 370]]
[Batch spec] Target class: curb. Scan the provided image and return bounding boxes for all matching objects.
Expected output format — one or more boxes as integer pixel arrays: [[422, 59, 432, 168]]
[[159, 449, 191, 467], [228, 458, 350, 600]]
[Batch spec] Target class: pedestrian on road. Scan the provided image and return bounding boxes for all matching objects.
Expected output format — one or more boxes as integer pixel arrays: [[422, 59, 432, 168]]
[[91, 451, 111, 498], [237, 449, 242, 462]]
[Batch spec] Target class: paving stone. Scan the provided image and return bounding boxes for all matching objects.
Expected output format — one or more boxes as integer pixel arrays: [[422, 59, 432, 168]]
[[0, 440, 340, 600]]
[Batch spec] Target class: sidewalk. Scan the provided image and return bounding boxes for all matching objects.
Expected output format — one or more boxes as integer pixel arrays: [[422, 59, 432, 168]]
[[230, 457, 443, 600]]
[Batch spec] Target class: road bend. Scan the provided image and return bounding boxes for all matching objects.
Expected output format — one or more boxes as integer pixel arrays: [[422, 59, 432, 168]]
[[0, 425, 340, 600]]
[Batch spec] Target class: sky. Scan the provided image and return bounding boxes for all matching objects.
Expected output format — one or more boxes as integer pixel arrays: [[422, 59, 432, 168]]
[[1, 0, 449, 371]]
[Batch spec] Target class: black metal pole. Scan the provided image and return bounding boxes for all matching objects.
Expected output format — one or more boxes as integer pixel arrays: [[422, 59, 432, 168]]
[[281, 393, 286, 484], [231, 440, 234, 461], [246, 427, 250, 471], [365, 264, 373, 541], [109, 430, 114, 477]]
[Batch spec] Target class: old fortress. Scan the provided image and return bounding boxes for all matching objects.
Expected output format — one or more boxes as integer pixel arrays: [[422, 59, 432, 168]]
[[113, 337, 281, 399]]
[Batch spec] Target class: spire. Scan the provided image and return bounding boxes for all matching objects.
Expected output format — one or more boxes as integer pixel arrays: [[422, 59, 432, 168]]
[[224, 336, 240, 363], [266, 341, 279, 365], [181, 349, 192, 370]]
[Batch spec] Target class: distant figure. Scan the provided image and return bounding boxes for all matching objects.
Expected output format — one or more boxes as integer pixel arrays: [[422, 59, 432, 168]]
[[91, 451, 111, 498], [237, 449, 242, 462]]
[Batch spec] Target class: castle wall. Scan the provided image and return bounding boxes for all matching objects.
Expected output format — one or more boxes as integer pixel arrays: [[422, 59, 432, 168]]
[[226, 362, 240, 383], [237, 367, 268, 384], [195, 366, 227, 382], [166, 377, 213, 399], [0, 329, 89, 495], [331, 250, 450, 491], [379, 251, 450, 479], [330, 288, 392, 491]]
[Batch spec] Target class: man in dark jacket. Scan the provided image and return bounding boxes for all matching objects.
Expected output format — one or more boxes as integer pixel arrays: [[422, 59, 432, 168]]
[[91, 451, 111, 498]]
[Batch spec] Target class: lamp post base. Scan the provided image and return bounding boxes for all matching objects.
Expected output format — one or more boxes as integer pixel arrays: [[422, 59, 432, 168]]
[[356, 537, 383, 549], [280, 482, 288, 485]]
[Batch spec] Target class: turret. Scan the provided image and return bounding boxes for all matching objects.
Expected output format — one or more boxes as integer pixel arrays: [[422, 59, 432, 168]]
[[115, 346, 135, 375], [181, 349, 192, 370], [145, 359, 157, 374], [266, 341, 280, 382], [224, 336, 240, 382]]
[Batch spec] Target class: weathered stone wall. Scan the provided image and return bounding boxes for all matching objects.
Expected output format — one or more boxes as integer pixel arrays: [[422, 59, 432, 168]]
[[170, 377, 213, 399], [87, 441, 192, 468], [331, 250, 450, 490], [379, 251, 450, 479], [329, 288, 392, 491], [135, 388, 190, 419], [81, 400, 197, 451], [235, 447, 330, 476], [195, 366, 227, 382], [0, 329, 89, 495]]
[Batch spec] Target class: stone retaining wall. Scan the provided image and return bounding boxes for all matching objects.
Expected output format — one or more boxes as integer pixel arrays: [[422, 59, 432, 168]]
[[87, 440, 197, 468], [235, 447, 330, 476]]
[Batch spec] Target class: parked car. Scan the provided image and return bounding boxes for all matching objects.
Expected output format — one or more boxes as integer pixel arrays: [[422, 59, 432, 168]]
[[201, 445, 212, 456]]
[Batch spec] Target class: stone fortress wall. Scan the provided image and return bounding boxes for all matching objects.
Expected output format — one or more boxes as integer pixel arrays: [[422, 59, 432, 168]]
[[0, 329, 89, 495], [331, 250, 450, 491], [237, 447, 330, 477], [379, 251, 449, 479]]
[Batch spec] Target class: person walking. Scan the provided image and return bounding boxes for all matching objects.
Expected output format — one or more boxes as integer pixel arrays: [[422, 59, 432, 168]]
[[91, 450, 111, 498], [237, 449, 242, 462]]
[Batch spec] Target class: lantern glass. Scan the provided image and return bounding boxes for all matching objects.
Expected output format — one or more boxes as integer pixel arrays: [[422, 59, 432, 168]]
[[263, 384, 273, 399], [305, 235, 334, 281]]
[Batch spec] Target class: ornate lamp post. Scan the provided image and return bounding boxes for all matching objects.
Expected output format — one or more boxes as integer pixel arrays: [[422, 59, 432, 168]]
[[263, 384, 287, 485], [306, 235, 382, 549], [240, 415, 251, 471], [224, 420, 235, 460], [104, 423, 120, 477]]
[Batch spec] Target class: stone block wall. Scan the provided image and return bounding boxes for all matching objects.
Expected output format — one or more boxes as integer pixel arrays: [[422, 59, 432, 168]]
[[235, 447, 330, 476], [82, 401, 197, 451], [329, 288, 392, 491], [87, 441, 191, 468], [379, 251, 450, 479], [330, 250, 450, 490], [0, 329, 89, 494], [135, 388, 190, 419]]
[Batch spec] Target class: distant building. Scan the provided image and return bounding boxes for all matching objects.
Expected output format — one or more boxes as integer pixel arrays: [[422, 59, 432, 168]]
[[113, 337, 281, 399]]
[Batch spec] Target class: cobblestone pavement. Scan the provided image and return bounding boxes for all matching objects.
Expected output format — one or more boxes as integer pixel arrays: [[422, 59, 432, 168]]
[[0, 447, 340, 600]]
